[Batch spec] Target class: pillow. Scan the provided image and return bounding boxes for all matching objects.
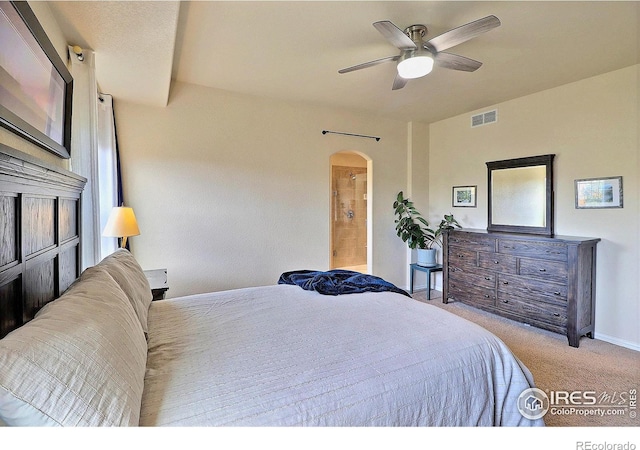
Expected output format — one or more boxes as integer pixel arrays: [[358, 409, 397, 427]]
[[0, 267, 147, 426], [97, 249, 152, 334]]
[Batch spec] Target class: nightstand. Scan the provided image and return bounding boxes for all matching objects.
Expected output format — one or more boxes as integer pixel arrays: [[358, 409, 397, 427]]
[[144, 269, 169, 300]]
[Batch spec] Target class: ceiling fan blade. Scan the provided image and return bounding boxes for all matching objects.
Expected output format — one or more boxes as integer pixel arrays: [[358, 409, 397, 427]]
[[338, 55, 398, 74], [434, 52, 483, 72], [373, 20, 417, 50], [426, 15, 501, 52], [392, 74, 408, 90]]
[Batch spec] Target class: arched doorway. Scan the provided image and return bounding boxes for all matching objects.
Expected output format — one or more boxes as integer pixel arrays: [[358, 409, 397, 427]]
[[329, 151, 371, 273]]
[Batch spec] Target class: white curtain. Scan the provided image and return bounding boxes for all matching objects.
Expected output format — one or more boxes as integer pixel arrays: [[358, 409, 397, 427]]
[[97, 94, 119, 258], [69, 47, 119, 268]]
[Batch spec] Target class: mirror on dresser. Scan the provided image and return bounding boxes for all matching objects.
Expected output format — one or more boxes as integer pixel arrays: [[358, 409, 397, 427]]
[[486, 154, 554, 236]]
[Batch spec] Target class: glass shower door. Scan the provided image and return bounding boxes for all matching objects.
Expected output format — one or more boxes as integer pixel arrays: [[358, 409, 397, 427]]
[[330, 166, 367, 272]]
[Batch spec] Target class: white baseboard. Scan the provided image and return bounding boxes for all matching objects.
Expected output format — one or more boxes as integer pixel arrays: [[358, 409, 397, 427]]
[[407, 283, 429, 293], [407, 283, 442, 293], [593, 332, 640, 352]]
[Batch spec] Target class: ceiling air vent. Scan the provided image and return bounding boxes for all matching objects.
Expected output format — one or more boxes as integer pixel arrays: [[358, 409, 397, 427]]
[[471, 109, 498, 128]]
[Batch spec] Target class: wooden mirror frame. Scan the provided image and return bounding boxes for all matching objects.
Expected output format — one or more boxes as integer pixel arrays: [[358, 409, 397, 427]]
[[487, 154, 555, 236]]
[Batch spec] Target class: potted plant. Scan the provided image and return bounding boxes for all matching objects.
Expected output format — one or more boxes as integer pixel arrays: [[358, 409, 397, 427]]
[[432, 213, 462, 249], [393, 191, 461, 266]]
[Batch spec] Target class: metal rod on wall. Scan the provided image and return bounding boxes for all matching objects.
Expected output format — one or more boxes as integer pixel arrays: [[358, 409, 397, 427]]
[[322, 130, 381, 142]]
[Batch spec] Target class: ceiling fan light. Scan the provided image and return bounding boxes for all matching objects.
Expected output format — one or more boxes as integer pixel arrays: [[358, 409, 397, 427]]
[[397, 55, 434, 79]]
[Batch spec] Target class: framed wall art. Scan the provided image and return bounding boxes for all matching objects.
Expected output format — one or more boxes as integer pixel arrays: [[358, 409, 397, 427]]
[[575, 176, 623, 209], [0, 1, 73, 158], [452, 185, 477, 207]]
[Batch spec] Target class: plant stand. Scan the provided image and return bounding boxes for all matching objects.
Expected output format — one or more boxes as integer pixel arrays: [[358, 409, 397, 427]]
[[409, 263, 443, 300]]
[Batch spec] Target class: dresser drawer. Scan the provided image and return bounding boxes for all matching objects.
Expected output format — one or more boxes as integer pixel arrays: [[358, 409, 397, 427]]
[[448, 281, 496, 308], [450, 266, 496, 289], [498, 239, 568, 261], [519, 258, 567, 282], [448, 247, 479, 266], [496, 293, 567, 331], [478, 252, 517, 274], [498, 273, 567, 303], [448, 233, 495, 252]]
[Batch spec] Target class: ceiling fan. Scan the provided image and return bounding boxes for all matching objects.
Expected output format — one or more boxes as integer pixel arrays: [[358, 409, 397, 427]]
[[338, 15, 501, 90]]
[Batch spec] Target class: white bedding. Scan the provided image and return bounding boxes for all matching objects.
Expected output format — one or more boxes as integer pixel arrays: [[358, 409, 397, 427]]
[[140, 284, 543, 426]]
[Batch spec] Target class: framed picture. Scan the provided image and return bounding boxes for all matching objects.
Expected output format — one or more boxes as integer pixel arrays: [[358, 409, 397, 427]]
[[575, 176, 623, 209], [452, 185, 477, 207], [0, 1, 73, 158]]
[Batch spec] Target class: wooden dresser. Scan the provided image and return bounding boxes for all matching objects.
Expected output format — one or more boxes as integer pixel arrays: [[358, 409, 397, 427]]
[[442, 229, 599, 347]]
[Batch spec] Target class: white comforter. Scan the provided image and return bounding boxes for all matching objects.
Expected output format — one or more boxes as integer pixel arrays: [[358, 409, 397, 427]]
[[140, 284, 543, 426]]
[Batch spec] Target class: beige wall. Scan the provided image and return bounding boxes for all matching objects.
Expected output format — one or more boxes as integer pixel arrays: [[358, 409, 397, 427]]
[[0, 2, 70, 170], [429, 65, 639, 349], [330, 152, 367, 168], [115, 81, 419, 297]]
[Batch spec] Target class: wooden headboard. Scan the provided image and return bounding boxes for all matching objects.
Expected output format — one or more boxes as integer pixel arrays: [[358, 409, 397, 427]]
[[0, 144, 86, 338]]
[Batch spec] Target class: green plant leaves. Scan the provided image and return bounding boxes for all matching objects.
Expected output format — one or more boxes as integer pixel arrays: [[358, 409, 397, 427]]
[[393, 191, 461, 249]]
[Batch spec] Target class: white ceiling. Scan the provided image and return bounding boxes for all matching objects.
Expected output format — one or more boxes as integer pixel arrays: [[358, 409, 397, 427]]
[[48, 1, 639, 124]]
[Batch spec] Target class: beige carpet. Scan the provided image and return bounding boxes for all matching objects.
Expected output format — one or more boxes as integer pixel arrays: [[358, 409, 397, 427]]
[[412, 289, 640, 427]]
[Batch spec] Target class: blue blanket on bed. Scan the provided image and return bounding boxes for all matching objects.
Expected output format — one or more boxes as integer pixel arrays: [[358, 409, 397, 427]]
[[278, 270, 411, 297]]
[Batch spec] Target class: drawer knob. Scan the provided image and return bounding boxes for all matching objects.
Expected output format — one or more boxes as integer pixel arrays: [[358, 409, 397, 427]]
[[485, 277, 492, 280], [501, 299, 509, 303], [553, 291, 561, 296], [457, 254, 465, 258], [502, 281, 508, 285], [553, 313, 560, 317], [539, 268, 547, 272], [484, 294, 492, 299], [494, 260, 500, 264]]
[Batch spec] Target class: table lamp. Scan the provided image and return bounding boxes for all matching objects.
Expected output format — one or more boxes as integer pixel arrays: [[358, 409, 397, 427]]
[[103, 206, 140, 248]]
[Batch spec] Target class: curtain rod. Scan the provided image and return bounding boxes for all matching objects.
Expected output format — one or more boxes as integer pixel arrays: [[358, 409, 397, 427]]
[[322, 130, 381, 142]]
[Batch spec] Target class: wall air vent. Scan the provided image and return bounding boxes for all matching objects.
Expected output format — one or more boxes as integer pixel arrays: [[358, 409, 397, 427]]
[[471, 109, 498, 128], [471, 114, 484, 127]]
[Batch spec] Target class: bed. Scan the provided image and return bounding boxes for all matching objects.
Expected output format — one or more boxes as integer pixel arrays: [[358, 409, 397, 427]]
[[0, 146, 544, 427]]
